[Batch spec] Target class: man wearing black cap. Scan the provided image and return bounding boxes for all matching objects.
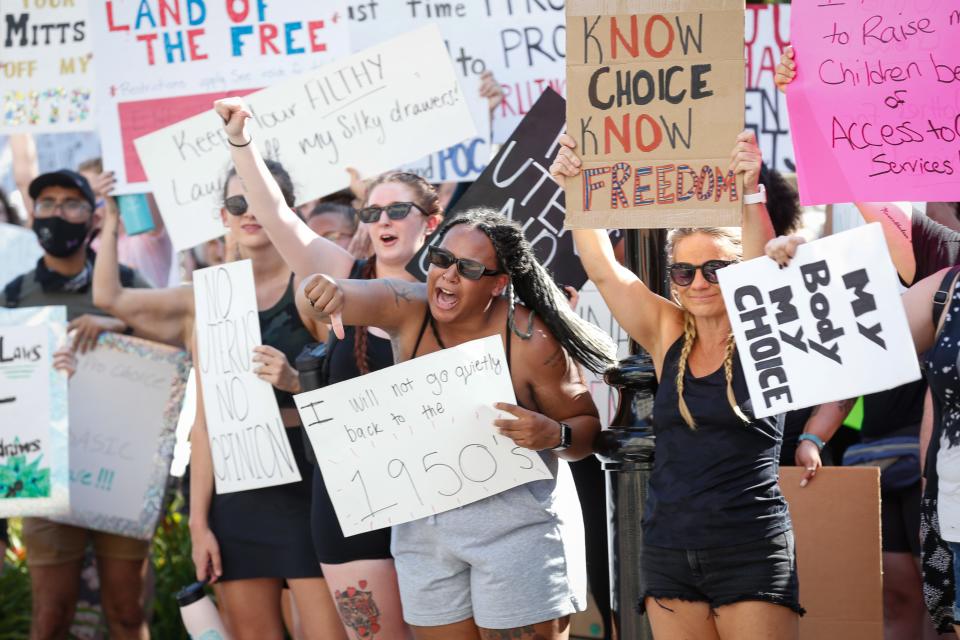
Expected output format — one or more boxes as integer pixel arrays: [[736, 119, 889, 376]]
[[2, 169, 153, 640]]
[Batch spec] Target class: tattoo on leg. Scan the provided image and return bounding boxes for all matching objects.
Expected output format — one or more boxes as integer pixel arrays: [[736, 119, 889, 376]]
[[479, 626, 549, 640], [334, 580, 381, 639]]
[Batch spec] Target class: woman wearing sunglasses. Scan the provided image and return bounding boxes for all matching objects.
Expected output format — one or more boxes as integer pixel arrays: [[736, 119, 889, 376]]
[[295, 207, 616, 640], [92, 160, 347, 640], [212, 97, 443, 639], [551, 130, 803, 640]]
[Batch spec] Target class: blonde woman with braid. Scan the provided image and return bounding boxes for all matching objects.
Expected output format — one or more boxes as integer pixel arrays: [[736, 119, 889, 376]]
[[552, 131, 802, 640]]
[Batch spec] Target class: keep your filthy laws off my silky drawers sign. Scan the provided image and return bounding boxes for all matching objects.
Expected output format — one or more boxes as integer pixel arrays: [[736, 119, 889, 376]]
[[295, 335, 552, 537], [565, 0, 745, 229]]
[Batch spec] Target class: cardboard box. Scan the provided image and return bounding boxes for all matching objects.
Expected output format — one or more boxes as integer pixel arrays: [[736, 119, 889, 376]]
[[780, 466, 882, 640]]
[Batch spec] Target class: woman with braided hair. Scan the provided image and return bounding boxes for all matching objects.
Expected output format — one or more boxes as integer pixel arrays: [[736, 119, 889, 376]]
[[551, 130, 802, 639], [297, 207, 616, 639]]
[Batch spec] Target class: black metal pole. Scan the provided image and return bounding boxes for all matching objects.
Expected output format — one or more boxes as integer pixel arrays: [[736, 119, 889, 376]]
[[594, 228, 666, 640]]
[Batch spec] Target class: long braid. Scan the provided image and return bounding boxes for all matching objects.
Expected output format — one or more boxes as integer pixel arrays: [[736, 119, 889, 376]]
[[433, 209, 617, 374], [352, 255, 377, 375], [723, 333, 750, 424], [676, 311, 697, 429]]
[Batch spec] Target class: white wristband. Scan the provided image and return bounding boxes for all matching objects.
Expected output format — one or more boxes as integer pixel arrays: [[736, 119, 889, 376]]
[[744, 183, 767, 205]]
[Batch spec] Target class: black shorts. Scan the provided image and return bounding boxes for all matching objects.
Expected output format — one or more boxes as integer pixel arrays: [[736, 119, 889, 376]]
[[639, 530, 804, 616], [881, 481, 922, 555], [311, 466, 392, 565]]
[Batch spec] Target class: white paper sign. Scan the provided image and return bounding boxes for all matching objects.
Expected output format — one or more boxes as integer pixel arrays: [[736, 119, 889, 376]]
[[192, 260, 301, 492], [294, 335, 551, 537], [718, 224, 921, 418], [54, 333, 189, 539], [0, 306, 69, 518], [90, 0, 350, 192], [0, 1, 95, 133], [134, 24, 477, 251]]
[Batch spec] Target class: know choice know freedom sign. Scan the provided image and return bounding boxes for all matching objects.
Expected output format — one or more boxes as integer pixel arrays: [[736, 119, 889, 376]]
[[295, 335, 552, 537], [718, 224, 920, 419], [135, 24, 477, 252]]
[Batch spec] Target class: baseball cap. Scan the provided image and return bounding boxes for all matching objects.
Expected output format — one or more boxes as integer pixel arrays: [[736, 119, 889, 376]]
[[28, 170, 97, 210]]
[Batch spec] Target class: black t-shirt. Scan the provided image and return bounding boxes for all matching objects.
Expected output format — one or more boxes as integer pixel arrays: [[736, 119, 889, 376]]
[[912, 213, 960, 283], [860, 380, 925, 442]]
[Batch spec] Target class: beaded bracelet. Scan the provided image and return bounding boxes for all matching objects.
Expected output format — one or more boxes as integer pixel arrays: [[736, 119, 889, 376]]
[[798, 433, 825, 451]]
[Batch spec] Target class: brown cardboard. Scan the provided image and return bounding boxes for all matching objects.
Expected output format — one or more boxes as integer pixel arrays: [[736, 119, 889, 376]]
[[565, 0, 745, 229], [780, 466, 883, 640]]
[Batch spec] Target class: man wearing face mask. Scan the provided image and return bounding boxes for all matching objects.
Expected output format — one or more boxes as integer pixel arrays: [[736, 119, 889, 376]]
[[2, 169, 154, 640]]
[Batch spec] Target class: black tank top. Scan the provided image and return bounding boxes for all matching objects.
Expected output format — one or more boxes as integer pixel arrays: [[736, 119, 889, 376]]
[[259, 275, 315, 409], [326, 261, 394, 385], [646, 337, 790, 549]]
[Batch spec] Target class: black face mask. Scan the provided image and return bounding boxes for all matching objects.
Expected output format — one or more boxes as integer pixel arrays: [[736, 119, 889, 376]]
[[32, 216, 90, 258]]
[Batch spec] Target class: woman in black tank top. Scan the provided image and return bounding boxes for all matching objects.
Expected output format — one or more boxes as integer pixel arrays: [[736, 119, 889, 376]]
[[91, 160, 346, 639], [555, 131, 804, 639], [217, 95, 445, 640]]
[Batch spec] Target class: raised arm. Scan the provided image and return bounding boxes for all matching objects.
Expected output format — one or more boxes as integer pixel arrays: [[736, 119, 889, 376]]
[[296, 274, 426, 339], [10, 133, 38, 220], [93, 186, 193, 348], [734, 130, 776, 259], [854, 203, 916, 284], [213, 98, 355, 280]]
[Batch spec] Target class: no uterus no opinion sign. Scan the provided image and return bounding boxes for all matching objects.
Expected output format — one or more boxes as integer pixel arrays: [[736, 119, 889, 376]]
[[717, 223, 920, 419], [295, 335, 551, 537]]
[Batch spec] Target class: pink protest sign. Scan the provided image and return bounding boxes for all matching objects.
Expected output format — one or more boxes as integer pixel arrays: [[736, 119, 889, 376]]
[[788, 2, 960, 205]]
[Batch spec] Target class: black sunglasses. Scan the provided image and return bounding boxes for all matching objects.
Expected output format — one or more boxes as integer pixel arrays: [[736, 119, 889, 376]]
[[668, 260, 735, 286], [224, 195, 248, 216], [357, 202, 427, 224], [428, 246, 501, 281]]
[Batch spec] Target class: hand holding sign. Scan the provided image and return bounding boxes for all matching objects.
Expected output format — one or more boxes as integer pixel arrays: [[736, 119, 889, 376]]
[[774, 46, 796, 93], [728, 131, 762, 196], [493, 403, 562, 451]]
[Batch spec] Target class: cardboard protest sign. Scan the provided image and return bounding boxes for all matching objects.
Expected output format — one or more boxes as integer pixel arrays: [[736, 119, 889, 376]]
[[90, 0, 350, 192], [565, 0, 745, 229], [0, 306, 69, 518], [718, 223, 920, 419], [780, 467, 883, 639], [745, 4, 794, 174], [789, 1, 960, 205], [295, 335, 552, 537], [135, 24, 477, 251], [347, 4, 493, 182], [193, 260, 301, 493], [0, 0, 94, 133], [53, 334, 189, 539]]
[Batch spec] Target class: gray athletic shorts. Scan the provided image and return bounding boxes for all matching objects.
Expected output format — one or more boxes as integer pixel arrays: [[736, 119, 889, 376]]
[[391, 455, 587, 629]]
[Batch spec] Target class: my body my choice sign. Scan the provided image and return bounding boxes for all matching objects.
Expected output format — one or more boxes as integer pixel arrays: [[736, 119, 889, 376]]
[[295, 335, 551, 537], [718, 224, 920, 419]]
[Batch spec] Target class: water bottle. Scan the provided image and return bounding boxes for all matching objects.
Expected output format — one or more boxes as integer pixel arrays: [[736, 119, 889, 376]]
[[116, 193, 155, 235], [177, 581, 230, 639]]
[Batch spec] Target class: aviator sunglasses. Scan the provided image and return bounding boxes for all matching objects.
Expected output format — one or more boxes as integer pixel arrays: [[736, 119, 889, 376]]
[[357, 202, 427, 224], [428, 246, 501, 281], [668, 259, 735, 286]]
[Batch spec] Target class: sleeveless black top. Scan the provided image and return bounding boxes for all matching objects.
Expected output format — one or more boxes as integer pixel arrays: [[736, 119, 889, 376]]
[[326, 261, 394, 385], [259, 275, 315, 409], [646, 337, 790, 549]]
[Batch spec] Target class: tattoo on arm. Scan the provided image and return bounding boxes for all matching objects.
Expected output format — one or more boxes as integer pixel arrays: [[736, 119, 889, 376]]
[[383, 280, 416, 307], [880, 206, 910, 241]]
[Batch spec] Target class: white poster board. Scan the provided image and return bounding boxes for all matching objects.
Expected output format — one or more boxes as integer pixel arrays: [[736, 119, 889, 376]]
[[348, 5, 492, 181], [744, 4, 794, 173], [90, 0, 350, 192], [0, 306, 69, 518], [135, 24, 478, 251], [192, 260, 300, 492], [54, 333, 189, 539], [576, 282, 631, 427], [718, 224, 920, 418], [0, 1, 95, 133], [294, 335, 552, 537]]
